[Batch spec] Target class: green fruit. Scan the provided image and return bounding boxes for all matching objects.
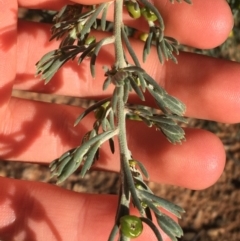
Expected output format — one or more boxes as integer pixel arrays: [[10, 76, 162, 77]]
[[141, 7, 158, 22], [120, 215, 143, 238], [126, 2, 141, 19]]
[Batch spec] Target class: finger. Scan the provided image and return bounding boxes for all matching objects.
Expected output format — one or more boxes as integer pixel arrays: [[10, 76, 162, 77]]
[[122, 0, 233, 48], [15, 21, 240, 123], [127, 121, 225, 190], [19, 0, 233, 48], [151, 0, 233, 48], [0, 0, 17, 115], [79, 0, 233, 48], [0, 177, 173, 241], [0, 97, 225, 190], [161, 52, 240, 123]]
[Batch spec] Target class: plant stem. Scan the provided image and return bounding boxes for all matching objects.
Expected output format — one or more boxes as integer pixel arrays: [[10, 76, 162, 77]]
[[114, 0, 131, 168], [114, 0, 126, 68], [114, 1, 132, 239]]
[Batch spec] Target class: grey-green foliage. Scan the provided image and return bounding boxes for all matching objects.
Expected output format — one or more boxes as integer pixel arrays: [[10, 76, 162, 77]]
[[36, 1, 193, 240]]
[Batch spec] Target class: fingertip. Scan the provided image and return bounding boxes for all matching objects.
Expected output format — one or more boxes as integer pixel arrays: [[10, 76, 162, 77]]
[[128, 124, 226, 190], [160, 0, 234, 48], [181, 129, 226, 190], [160, 129, 226, 190], [198, 0, 234, 48]]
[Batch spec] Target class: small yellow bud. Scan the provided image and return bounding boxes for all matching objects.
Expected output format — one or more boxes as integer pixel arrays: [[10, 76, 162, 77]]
[[139, 33, 149, 42], [228, 30, 234, 38], [85, 36, 96, 45]]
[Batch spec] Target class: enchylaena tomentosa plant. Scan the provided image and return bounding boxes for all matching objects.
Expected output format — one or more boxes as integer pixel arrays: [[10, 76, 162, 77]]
[[36, 0, 192, 240]]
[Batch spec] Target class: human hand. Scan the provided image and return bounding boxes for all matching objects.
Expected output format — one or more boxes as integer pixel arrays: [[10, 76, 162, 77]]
[[0, 0, 238, 240]]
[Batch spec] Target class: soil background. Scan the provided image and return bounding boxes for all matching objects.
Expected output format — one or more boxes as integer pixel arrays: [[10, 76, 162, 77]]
[[0, 7, 240, 241]]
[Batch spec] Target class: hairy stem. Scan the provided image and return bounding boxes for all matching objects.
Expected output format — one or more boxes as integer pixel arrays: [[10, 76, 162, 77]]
[[114, 0, 130, 176], [114, 0, 126, 68], [114, 0, 132, 239]]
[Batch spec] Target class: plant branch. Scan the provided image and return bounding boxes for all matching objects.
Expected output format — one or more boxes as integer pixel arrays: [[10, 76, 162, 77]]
[[35, 1, 197, 240], [113, 1, 133, 240]]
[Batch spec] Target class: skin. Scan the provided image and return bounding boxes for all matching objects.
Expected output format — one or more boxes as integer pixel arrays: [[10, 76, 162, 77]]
[[0, 0, 239, 240]]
